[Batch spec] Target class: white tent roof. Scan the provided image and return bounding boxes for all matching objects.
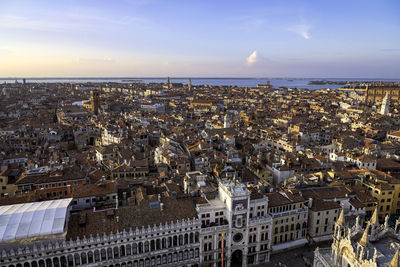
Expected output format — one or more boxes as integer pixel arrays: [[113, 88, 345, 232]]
[[0, 198, 72, 242]]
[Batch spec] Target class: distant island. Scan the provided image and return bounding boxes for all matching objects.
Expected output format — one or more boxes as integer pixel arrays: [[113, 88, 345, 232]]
[[308, 80, 349, 85]]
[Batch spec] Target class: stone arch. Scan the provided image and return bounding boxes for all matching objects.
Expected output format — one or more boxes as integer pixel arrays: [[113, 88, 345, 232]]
[[39, 260, 45, 267], [120, 245, 126, 257], [94, 250, 100, 262], [138, 242, 143, 254], [107, 247, 113, 259], [46, 259, 52, 267], [67, 255, 73, 267], [173, 235, 178, 246], [179, 234, 183, 246], [150, 240, 155, 251], [156, 255, 161, 265], [144, 241, 149, 252], [190, 249, 194, 258], [179, 251, 183, 261], [87, 251, 94, 263], [101, 248, 107, 261], [184, 233, 188, 244], [80, 252, 87, 265], [53, 257, 59, 267], [74, 253, 80, 266], [126, 244, 132, 256], [156, 238, 161, 250], [189, 233, 194, 243], [113, 246, 119, 258], [32, 261, 38, 267], [24, 263, 30, 267], [132, 243, 138, 254], [60, 256, 66, 267], [339, 246, 353, 267], [162, 237, 166, 249]]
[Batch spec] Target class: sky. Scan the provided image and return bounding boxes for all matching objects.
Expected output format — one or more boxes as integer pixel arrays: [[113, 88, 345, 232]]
[[0, 0, 399, 78]]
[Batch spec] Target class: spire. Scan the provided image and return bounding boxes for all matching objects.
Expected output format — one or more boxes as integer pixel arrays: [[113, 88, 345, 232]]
[[337, 208, 345, 226], [371, 207, 379, 226], [359, 224, 370, 247], [390, 248, 399, 267]]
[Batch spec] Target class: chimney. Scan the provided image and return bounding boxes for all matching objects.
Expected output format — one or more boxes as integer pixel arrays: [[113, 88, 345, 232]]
[[308, 198, 313, 208]]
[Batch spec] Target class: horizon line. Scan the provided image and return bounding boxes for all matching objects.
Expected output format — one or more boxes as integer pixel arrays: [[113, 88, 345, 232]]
[[1, 76, 400, 80]]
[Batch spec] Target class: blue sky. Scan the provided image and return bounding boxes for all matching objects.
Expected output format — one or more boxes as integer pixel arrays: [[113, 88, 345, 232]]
[[0, 0, 399, 77]]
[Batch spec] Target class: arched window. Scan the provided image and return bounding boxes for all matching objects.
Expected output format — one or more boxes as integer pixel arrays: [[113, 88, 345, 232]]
[[162, 255, 167, 264], [88, 251, 94, 263], [74, 254, 80, 266], [195, 232, 199, 242], [179, 251, 183, 261], [156, 239, 161, 250], [120, 245, 126, 257], [101, 249, 107, 261], [189, 233, 194, 243], [157, 256, 161, 265], [94, 250, 100, 262], [150, 240, 155, 251], [184, 234, 188, 244], [138, 242, 143, 254], [179, 235, 183, 246], [67, 255, 74, 266], [133, 243, 138, 254], [46, 259, 52, 267], [162, 238, 166, 249], [173, 236, 178, 246], [144, 241, 149, 252], [126, 244, 132, 256], [53, 258, 59, 267], [189, 249, 194, 259], [60, 256, 66, 267], [81, 252, 87, 265], [107, 247, 113, 259], [168, 237, 172, 248], [114, 247, 119, 258]]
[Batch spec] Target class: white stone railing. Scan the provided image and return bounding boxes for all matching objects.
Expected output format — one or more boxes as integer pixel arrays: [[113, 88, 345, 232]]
[[0, 217, 201, 259]]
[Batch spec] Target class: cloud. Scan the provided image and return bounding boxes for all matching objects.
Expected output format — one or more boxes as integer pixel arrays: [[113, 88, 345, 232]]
[[288, 24, 311, 39], [246, 51, 259, 66]]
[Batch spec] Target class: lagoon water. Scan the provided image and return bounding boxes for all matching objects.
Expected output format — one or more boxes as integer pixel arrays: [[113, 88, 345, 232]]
[[1, 77, 399, 90]]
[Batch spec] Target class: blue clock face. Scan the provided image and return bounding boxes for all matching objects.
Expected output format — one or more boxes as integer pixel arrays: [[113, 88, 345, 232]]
[[233, 233, 243, 242]]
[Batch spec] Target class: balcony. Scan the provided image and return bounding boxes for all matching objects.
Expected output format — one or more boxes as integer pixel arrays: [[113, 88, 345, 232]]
[[249, 216, 272, 226], [200, 224, 229, 234], [271, 208, 308, 219]]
